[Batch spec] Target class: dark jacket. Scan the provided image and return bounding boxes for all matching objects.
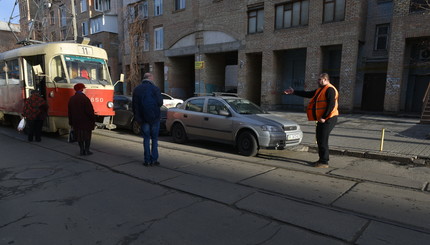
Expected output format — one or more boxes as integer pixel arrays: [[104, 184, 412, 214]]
[[132, 79, 163, 124], [23, 93, 48, 120], [68, 92, 95, 130]]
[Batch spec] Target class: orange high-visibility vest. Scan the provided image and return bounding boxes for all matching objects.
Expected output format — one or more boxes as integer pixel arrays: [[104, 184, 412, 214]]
[[306, 84, 339, 121]]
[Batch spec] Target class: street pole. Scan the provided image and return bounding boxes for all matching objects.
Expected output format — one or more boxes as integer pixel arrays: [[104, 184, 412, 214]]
[[70, 0, 77, 41]]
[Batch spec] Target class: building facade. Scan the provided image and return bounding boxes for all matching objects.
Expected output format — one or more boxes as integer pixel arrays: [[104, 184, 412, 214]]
[[120, 0, 430, 115], [18, 0, 121, 87], [0, 21, 21, 52]]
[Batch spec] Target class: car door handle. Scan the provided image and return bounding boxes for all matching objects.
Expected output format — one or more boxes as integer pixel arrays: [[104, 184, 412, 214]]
[[183, 114, 188, 118], [204, 117, 209, 121]]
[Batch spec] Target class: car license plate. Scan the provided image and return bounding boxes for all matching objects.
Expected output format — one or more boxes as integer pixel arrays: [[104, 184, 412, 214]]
[[287, 134, 300, 140]]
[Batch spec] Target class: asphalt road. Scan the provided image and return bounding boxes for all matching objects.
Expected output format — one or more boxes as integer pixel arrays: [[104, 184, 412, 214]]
[[0, 126, 429, 245]]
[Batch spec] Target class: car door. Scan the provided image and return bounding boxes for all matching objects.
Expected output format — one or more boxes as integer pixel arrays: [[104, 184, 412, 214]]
[[201, 99, 234, 142], [181, 98, 206, 136], [113, 97, 133, 127]]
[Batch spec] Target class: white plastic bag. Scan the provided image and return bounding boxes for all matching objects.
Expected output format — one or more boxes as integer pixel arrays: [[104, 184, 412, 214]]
[[17, 118, 26, 131]]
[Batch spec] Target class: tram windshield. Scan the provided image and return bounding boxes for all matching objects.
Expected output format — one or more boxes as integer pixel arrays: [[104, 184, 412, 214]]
[[50, 55, 112, 85]]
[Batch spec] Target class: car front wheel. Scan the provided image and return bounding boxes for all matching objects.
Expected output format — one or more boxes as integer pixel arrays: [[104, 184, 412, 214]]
[[237, 131, 258, 157], [132, 120, 141, 135], [172, 123, 187, 143]]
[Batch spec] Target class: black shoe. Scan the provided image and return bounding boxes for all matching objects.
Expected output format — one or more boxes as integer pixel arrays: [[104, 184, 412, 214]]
[[143, 162, 149, 167], [152, 161, 160, 166], [85, 151, 93, 156], [80, 151, 86, 156]]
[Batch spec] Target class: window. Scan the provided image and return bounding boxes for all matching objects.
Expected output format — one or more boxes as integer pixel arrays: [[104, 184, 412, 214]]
[[61, 29, 67, 40], [90, 18, 101, 34], [154, 0, 163, 16], [80, 0, 87, 12], [175, 0, 185, 11], [374, 24, 389, 51], [129, 1, 148, 22], [95, 0, 111, 12], [410, 0, 430, 12], [133, 35, 139, 47], [6, 59, 20, 85], [0, 61, 6, 85], [60, 5, 67, 27], [82, 21, 88, 36], [143, 33, 150, 51], [185, 98, 205, 112], [154, 27, 164, 50], [248, 5, 264, 34], [139, 1, 149, 19], [207, 99, 228, 115], [275, 0, 309, 29], [323, 0, 345, 23], [50, 56, 66, 83], [64, 55, 111, 85], [49, 11, 55, 25]]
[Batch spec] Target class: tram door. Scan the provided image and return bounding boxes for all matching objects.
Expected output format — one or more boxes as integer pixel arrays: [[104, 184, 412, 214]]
[[23, 55, 45, 99]]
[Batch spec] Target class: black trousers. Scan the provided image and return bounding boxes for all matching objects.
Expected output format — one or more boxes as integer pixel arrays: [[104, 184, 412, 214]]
[[27, 119, 44, 142], [316, 116, 337, 164]]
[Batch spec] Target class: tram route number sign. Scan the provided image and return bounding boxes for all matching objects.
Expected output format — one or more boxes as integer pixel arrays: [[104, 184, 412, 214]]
[[78, 45, 93, 55]]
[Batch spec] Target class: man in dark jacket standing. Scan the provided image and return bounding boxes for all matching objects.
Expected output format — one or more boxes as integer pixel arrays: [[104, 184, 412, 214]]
[[68, 83, 96, 156], [132, 73, 163, 166], [23, 90, 48, 142]]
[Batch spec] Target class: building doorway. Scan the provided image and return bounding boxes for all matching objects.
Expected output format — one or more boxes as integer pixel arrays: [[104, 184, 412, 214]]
[[278, 48, 307, 111], [245, 52, 262, 105], [408, 75, 430, 113], [361, 73, 386, 111]]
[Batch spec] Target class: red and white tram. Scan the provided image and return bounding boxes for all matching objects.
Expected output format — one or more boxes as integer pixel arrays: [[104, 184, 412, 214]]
[[0, 42, 118, 133]]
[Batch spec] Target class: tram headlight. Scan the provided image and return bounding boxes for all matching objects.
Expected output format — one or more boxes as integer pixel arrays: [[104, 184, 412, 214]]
[[107, 101, 114, 108], [49, 91, 55, 98]]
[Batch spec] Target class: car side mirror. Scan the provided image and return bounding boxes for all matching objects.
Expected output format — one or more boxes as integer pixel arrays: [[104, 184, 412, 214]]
[[218, 109, 230, 116]]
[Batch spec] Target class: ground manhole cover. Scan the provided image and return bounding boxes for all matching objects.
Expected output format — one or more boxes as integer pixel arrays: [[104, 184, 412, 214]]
[[15, 169, 55, 179]]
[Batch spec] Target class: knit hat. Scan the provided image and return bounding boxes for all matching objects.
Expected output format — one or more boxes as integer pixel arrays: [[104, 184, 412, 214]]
[[74, 83, 86, 91]]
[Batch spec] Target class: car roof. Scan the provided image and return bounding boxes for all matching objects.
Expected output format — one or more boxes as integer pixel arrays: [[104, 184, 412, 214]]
[[187, 95, 241, 101]]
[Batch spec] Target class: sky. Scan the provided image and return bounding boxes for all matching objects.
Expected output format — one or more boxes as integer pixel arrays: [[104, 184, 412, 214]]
[[0, 0, 19, 24]]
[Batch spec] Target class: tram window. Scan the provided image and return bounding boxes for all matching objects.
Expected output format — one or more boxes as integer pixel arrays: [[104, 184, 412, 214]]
[[0, 61, 6, 85], [64, 55, 111, 85], [51, 56, 66, 83], [26, 62, 34, 87], [7, 59, 20, 85]]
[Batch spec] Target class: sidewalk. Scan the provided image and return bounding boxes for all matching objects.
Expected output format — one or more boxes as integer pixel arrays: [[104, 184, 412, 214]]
[[270, 111, 430, 165], [1, 125, 430, 244]]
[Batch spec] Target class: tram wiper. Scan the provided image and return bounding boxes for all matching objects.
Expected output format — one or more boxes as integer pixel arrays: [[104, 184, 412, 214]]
[[95, 79, 106, 87]]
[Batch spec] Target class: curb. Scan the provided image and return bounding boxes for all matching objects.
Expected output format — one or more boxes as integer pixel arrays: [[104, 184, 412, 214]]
[[305, 145, 430, 166]]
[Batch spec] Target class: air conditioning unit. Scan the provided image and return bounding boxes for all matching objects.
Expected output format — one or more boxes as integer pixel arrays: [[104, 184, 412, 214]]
[[419, 48, 430, 61]]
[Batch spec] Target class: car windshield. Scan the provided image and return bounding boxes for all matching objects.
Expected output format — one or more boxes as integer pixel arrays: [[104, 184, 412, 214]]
[[225, 98, 266, 114]]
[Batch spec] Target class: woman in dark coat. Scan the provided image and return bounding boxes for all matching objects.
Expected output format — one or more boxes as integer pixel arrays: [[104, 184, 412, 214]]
[[68, 83, 95, 156]]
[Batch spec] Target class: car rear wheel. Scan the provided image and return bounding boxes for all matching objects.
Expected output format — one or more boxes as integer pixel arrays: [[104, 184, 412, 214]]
[[237, 131, 258, 157], [172, 123, 187, 143], [132, 120, 141, 135]]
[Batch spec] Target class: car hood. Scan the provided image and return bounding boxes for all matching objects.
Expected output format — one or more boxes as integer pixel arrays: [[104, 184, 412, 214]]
[[244, 114, 299, 127]]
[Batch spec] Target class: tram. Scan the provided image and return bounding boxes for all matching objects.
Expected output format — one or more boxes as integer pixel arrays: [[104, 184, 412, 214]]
[[0, 41, 119, 133]]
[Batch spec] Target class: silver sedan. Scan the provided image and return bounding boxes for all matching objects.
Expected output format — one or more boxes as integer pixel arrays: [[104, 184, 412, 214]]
[[166, 95, 303, 157]]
